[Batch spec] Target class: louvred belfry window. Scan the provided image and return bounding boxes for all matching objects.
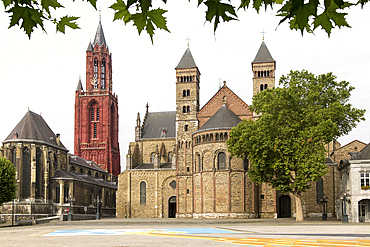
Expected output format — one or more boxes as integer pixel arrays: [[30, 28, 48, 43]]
[[101, 59, 106, 89]]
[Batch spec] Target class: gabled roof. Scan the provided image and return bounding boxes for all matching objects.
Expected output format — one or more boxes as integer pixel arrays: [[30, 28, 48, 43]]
[[252, 41, 275, 63], [141, 111, 176, 139], [351, 143, 370, 160], [176, 48, 197, 69], [198, 104, 241, 131], [4, 110, 67, 150], [93, 20, 107, 48]]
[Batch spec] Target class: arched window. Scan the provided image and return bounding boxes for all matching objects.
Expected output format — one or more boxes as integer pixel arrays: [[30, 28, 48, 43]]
[[168, 152, 172, 163], [55, 185, 60, 203], [101, 59, 106, 89], [218, 152, 226, 170], [10, 147, 16, 167], [22, 147, 31, 198], [151, 152, 156, 163], [140, 181, 146, 204], [93, 123, 97, 138], [36, 148, 43, 198], [187, 90, 190, 97], [88, 170, 92, 176], [267, 71, 270, 77], [94, 58, 98, 79], [70, 165, 75, 172], [95, 173, 99, 178], [183, 106, 186, 113], [260, 84, 264, 92], [316, 177, 324, 204], [258, 71, 260, 77], [264, 84, 268, 90], [183, 90, 186, 97], [197, 154, 201, 172], [79, 168, 84, 174], [186, 106, 190, 113], [64, 183, 69, 203]]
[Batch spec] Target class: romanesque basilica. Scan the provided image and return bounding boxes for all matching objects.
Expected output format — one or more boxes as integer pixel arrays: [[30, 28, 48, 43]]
[[1, 20, 369, 223]]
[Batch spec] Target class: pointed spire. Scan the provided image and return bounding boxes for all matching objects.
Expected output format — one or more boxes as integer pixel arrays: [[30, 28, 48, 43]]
[[76, 76, 84, 91], [176, 48, 197, 69], [93, 19, 107, 48], [87, 42, 93, 51], [252, 41, 275, 63]]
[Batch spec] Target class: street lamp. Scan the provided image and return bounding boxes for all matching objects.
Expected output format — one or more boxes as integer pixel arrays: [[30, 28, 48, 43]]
[[320, 196, 328, 220], [65, 193, 75, 221], [94, 196, 102, 220]]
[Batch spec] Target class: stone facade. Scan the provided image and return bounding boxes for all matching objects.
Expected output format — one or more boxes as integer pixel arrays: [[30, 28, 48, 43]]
[[0, 111, 117, 223], [338, 143, 370, 223], [116, 42, 361, 220]]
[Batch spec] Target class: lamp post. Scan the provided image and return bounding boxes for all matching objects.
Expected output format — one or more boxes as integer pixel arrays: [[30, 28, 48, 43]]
[[65, 193, 75, 221], [94, 196, 102, 220], [320, 196, 328, 220]]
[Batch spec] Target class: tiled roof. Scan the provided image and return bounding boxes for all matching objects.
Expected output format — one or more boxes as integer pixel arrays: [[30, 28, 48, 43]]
[[141, 111, 176, 139], [133, 163, 172, 170], [252, 41, 275, 63], [198, 105, 241, 131], [176, 48, 197, 69], [4, 110, 67, 150]]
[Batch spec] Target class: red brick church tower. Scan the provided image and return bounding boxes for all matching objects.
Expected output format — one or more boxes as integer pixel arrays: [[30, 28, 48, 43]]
[[74, 20, 121, 176]]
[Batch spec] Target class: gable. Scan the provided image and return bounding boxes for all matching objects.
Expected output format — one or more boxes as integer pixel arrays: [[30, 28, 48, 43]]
[[197, 86, 252, 128]]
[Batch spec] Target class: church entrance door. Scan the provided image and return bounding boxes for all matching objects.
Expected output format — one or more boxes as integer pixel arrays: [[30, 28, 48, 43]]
[[168, 196, 176, 218], [358, 199, 370, 222], [279, 195, 291, 218]]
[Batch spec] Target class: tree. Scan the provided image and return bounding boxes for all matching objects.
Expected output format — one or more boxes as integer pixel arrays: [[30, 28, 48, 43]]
[[0, 157, 17, 205], [227, 70, 365, 221], [2, 0, 369, 41]]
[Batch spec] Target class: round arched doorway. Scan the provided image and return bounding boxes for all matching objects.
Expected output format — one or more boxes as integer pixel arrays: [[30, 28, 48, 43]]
[[168, 196, 177, 218]]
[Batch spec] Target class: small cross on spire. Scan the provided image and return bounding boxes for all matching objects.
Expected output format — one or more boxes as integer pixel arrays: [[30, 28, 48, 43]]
[[186, 36, 191, 47], [261, 29, 266, 40]]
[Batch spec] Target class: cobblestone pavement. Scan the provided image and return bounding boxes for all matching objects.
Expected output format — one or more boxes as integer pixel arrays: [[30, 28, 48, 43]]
[[1, 217, 370, 246]]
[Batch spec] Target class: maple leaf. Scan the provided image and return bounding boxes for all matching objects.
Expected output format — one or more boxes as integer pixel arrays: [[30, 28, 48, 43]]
[[56, 16, 80, 34], [204, 0, 238, 32]]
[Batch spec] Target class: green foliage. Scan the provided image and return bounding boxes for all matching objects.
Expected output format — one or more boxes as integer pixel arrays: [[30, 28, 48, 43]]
[[0, 157, 17, 205], [227, 70, 365, 194], [1, 0, 368, 39]]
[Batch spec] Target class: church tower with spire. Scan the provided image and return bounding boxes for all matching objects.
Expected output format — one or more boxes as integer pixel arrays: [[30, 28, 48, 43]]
[[74, 20, 121, 177], [175, 47, 200, 215], [252, 41, 276, 96]]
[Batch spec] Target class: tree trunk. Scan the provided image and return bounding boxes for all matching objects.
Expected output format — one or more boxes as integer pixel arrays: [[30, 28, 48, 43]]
[[292, 191, 304, 221]]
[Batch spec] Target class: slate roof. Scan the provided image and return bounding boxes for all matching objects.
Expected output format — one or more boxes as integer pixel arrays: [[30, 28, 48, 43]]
[[252, 41, 275, 63], [52, 170, 117, 189], [350, 143, 370, 160], [176, 48, 197, 69], [93, 20, 107, 48], [141, 111, 176, 139], [197, 104, 241, 132], [4, 110, 67, 150], [69, 155, 105, 172]]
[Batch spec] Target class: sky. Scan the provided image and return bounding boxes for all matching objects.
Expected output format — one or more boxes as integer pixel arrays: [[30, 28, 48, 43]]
[[0, 1, 369, 172]]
